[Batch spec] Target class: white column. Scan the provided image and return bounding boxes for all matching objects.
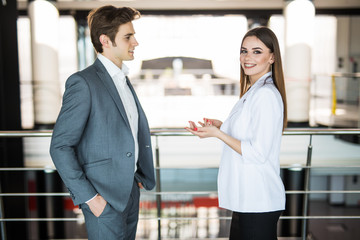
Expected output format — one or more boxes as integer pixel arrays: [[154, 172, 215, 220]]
[[28, 0, 61, 127], [284, 0, 315, 124], [336, 17, 350, 73]]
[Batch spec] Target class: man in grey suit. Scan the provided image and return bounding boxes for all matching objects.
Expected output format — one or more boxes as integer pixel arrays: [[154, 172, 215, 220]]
[[50, 5, 155, 240]]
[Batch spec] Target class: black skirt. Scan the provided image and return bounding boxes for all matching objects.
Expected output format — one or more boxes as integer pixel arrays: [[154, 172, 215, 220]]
[[229, 210, 283, 240]]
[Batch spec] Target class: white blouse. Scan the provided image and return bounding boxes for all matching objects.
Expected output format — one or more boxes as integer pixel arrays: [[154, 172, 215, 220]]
[[218, 72, 286, 213]]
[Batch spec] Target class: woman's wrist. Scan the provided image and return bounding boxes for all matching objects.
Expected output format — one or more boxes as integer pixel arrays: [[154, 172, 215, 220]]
[[216, 128, 225, 139]]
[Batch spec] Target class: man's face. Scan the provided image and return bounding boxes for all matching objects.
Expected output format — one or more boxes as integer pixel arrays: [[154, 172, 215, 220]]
[[106, 21, 139, 68]]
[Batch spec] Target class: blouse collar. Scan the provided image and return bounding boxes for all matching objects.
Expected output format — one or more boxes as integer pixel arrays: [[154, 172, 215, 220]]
[[250, 71, 273, 89]]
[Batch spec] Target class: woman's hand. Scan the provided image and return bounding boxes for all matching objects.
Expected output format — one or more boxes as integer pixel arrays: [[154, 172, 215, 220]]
[[199, 118, 223, 129], [185, 118, 243, 155], [185, 120, 221, 138]]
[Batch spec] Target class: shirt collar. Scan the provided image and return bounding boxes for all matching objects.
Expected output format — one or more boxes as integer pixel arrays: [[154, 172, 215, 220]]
[[97, 53, 129, 80]]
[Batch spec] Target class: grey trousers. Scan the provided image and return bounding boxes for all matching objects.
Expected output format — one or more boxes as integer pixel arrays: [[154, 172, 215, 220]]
[[81, 180, 140, 240]]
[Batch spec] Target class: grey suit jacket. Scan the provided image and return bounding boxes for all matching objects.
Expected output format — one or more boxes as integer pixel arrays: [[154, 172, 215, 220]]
[[50, 59, 155, 212]]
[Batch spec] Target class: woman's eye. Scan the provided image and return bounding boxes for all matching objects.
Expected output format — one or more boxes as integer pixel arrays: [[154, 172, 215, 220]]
[[254, 50, 262, 54], [240, 50, 247, 54]]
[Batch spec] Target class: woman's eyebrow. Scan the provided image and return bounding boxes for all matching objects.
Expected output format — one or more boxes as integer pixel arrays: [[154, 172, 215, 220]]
[[241, 46, 263, 50]]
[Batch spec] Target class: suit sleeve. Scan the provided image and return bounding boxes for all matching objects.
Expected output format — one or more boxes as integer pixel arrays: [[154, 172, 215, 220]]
[[50, 74, 97, 206]]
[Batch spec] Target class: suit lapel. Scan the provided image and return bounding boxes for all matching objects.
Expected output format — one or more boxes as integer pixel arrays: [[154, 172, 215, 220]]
[[94, 59, 131, 129]]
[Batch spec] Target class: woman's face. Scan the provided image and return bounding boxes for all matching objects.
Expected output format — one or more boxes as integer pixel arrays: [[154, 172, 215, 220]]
[[240, 36, 274, 84]]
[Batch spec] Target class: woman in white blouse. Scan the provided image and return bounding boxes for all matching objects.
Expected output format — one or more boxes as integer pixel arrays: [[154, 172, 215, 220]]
[[186, 27, 287, 239]]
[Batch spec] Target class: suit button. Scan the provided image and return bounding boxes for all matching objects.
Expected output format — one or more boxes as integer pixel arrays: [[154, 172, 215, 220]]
[[126, 152, 132, 157]]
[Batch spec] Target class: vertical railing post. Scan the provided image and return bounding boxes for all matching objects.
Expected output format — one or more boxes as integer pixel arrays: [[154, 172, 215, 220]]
[[0, 183, 6, 240], [302, 134, 313, 240], [155, 136, 162, 240], [331, 74, 337, 115], [358, 75, 360, 129]]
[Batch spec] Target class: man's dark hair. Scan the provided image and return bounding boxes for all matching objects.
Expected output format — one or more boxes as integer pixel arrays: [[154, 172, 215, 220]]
[[87, 5, 140, 53]]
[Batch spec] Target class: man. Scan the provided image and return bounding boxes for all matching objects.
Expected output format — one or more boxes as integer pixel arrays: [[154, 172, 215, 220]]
[[50, 6, 155, 240]]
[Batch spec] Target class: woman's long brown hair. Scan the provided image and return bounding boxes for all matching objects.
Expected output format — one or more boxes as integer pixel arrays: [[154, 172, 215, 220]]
[[239, 27, 287, 130]]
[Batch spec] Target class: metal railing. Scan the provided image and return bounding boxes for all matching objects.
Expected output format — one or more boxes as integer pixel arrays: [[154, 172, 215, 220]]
[[313, 72, 360, 128], [331, 72, 360, 116], [0, 128, 360, 240]]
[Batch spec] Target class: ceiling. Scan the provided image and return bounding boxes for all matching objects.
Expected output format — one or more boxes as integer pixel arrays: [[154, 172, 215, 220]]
[[16, 0, 360, 11]]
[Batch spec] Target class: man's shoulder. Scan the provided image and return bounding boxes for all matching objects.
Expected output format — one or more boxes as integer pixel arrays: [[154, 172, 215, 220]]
[[80, 60, 102, 74], [70, 59, 104, 79]]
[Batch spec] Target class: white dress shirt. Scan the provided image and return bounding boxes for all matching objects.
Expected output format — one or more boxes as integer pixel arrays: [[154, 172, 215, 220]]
[[218, 72, 286, 213], [97, 54, 139, 172]]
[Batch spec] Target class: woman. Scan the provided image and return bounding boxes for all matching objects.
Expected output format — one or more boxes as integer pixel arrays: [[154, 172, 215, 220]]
[[186, 27, 287, 239]]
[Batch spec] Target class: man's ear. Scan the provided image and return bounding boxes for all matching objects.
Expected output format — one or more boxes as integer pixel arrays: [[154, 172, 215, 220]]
[[99, 34, 110, 47]]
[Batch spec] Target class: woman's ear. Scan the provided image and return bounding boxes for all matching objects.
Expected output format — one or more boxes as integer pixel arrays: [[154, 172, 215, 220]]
[[269, 54, 275, 64]]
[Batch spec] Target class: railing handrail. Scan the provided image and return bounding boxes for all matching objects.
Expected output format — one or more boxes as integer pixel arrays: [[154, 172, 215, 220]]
[[1, 190, 360, 197], [0, 215, 360, 222], [0, 128, 359, 138], [1, 165, 360, 171]]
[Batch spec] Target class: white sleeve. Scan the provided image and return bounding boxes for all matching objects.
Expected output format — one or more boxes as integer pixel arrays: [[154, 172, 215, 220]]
[[241, 88, 283, 164], [85, 193, 99, 203]]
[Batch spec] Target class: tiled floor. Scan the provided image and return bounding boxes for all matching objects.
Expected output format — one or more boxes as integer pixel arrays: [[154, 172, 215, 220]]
[[57, 200, 360, 239], [307, 201, 360, 240]]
